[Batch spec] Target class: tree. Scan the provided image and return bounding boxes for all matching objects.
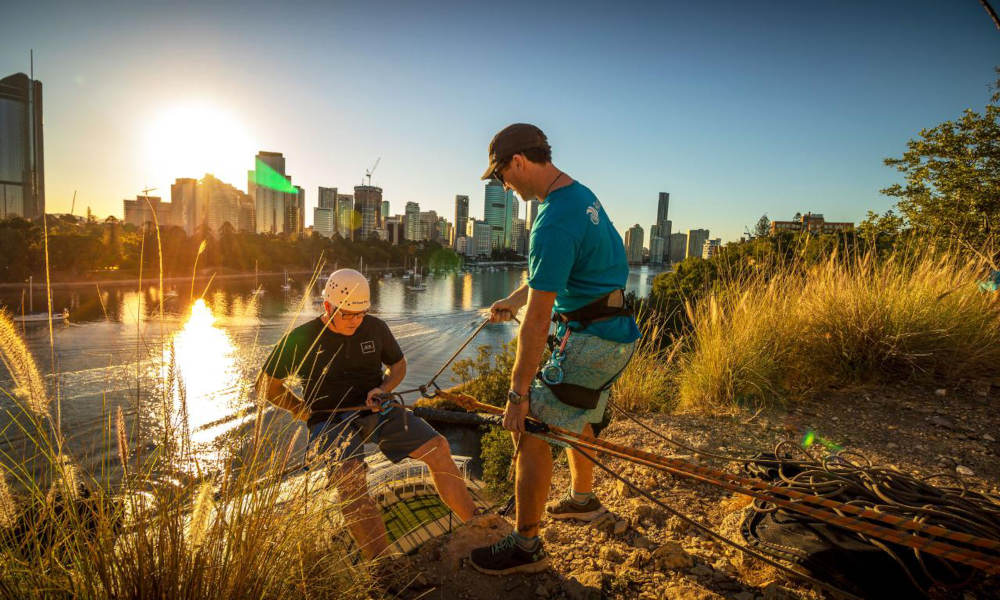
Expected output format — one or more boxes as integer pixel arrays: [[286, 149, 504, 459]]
[[753, 214, 771, 238], [881, 103, 1000, 247]]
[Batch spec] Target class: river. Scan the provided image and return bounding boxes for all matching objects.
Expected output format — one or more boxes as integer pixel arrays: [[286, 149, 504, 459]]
[[0, 265, 665, 485]]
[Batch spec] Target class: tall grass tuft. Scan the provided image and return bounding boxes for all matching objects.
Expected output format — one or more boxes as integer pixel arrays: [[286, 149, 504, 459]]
[[675, 250, 1000, 410], [612, 310, 679, 413], [0, 309, 49, 417]]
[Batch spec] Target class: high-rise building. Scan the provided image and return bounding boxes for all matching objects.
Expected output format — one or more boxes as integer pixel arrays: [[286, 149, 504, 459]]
[[649, 236, 665, 265], [336, 194, 354, 239], [419, 210, 438, 242], [318, 187, 337, 209], [651, 192, 671, 263], [702, 238, 722, 259], [484, 179, 509, 250], [436, 217, 452, 246], [197, 174, 254, 233], [384, 216, 405, 245], [314, 207, 335, 237], [454, 195, 469, 248], [123, 195, 171, 228], [527, 199, 539, 232], [353, 185, 382, 241], [249, 151, 304, 235], [624, 224, 644, 264], [0, 73, 44, 220], [171, 178, 197, 234], [686, 228, 710, 259], [405, 202, 421, 241], [466, 219, 492, 257], [513, 218, 527, 255], [381, 200, 390, 226], [669, 232, 687, 264]]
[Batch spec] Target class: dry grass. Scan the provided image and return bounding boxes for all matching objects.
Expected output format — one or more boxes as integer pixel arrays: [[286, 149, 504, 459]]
[[0, 281, 373, 599], [673, 250, 1000, 411]]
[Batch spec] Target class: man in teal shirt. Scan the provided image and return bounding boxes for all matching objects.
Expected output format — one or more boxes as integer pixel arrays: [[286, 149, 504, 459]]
[[470, 124, 640, 575]]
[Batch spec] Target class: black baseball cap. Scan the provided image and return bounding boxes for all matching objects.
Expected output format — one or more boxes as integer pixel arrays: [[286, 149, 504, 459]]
[[481, 123, 550, 180]]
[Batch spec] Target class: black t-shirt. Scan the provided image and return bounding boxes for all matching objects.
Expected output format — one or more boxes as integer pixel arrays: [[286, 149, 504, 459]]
[[262, 315, 404, 426]]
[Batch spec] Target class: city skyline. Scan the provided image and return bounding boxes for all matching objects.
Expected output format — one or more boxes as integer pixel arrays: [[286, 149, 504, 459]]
[[1, 2, 998, 242]]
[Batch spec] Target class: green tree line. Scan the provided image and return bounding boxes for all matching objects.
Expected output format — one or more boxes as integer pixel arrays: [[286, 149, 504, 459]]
[[0, 217, 461, 283]]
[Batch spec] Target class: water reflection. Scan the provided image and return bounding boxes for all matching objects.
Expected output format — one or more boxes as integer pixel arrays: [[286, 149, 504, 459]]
[[164, 299, 239, 449]]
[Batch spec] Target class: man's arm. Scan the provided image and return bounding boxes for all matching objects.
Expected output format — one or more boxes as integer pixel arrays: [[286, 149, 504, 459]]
[[256, 372, 311, 421], [365, 357, 407, 411], [489, 283, 530, 322], [504, 288, 556, 432]]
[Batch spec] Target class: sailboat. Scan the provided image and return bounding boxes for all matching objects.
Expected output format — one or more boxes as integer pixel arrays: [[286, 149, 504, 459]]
[[281, 269, 292, 291], [14, 276, 69, 323], [406, 258, 426, 291], [252, 260, 265, 295]]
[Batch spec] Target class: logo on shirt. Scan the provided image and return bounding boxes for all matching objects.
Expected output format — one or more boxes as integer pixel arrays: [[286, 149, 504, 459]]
[[586, 201, 601, 225], [360, 340, 376, 355]]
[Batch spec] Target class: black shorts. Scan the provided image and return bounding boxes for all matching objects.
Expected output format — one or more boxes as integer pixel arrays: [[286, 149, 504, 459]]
[[307, 406, 440, 464]]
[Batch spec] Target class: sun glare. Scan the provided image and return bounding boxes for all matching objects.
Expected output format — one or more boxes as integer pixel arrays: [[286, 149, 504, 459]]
[[146, 102, 253, 187]]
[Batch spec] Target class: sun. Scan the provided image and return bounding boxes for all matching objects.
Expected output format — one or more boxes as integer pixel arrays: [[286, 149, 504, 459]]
[[146, 102, 253, 188]]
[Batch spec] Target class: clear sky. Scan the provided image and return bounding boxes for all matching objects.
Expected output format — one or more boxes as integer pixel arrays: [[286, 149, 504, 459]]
[[2, 0, 998, 242]]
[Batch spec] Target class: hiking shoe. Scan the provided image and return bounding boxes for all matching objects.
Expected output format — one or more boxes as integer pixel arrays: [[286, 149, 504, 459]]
[[469, 534, 549, 575], [546, 494, 607, 521]]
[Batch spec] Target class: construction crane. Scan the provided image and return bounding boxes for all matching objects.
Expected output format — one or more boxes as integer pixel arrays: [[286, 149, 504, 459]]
[[365, 157, 381, 187], [69, 190, 76, 216]]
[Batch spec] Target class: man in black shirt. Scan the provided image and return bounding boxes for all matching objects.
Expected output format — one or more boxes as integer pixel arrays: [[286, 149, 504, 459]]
[[257, 269, 476, 559]]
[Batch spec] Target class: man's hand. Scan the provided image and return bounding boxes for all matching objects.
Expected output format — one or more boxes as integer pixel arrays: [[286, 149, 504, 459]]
[[490, 297, 521, 323], [366, 387, 387, 412], [503, 399, 530, 433]]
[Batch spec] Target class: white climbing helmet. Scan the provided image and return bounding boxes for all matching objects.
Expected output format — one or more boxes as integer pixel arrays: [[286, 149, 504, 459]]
[[322, 269, 371, 313]]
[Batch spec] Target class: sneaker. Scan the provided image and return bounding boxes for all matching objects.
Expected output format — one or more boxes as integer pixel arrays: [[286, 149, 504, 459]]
[[545, 494, 607, 521], [469, 534, 549, 575]]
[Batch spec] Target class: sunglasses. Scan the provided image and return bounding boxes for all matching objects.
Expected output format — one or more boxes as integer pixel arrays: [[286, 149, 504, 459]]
[[493, 158, 511, 186], [336, 309, 368, 320]]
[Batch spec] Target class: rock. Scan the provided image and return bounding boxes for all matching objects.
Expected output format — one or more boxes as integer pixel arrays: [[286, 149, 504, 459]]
[[650, 542, 694, 570], [935, 388, 947, 397], [762, 581, 797, 600], [566, 570, 604, 600], [439, 513, 511, 571], [733, 593, 754, 600], [634, 535, 653, 549], [661, 582, 722, 600], [615, 478, 637, 498], [887, 442, 899, 449], [665, 515, 690, 533], [623, 549, 650, 569], [984, 433, 996, 442], [634, 503, 655, 519], [613, 519, 629, 536], [956, 465, 975, 477], [542, 526, 561, 544], [690, 564, 714, 578], [599, 546, 624, 563], [590, 512, 616, 533], [928, 415, 956, 430], [534, 583, 550, 597]]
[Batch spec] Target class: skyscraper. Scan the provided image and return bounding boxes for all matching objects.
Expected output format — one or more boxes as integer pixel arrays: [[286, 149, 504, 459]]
[[454, 195, 469, 248], [669, 232, 687, 264], [686, 228, 710, 259], [484, 179, 507, 250], [649, 236, 665, 265], [405, 202, 420, 241], [318, 186, 337, 209], [527, 199, 539, 232], [381, 200, 390, 226], [336, 194, 354, 239], [504, 193, 519, 249], [0, 73, 44, 220], [652, 193, 671, 263], [197, 174, 254, 233], [314, 207, 335, 237], [171, 178, 197, 234], [353, 185, 382, 241], [123, 195, 170, 228], [249, 151, 303, 235], [624, 224, 644, 264]]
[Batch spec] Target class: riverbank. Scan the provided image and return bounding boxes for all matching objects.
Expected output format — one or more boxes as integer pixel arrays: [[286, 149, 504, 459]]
[[400, 382, 1000, 599]]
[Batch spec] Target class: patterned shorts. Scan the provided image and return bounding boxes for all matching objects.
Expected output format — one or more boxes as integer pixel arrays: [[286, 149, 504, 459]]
[[529, 331, 636, 448]]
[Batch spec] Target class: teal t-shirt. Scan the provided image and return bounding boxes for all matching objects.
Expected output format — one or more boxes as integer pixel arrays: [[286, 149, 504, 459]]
[[528, 181, 641, 344]]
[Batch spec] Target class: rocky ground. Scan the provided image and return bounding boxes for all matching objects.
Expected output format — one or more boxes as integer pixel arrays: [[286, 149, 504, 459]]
[[395, 383, 1000, 599]]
